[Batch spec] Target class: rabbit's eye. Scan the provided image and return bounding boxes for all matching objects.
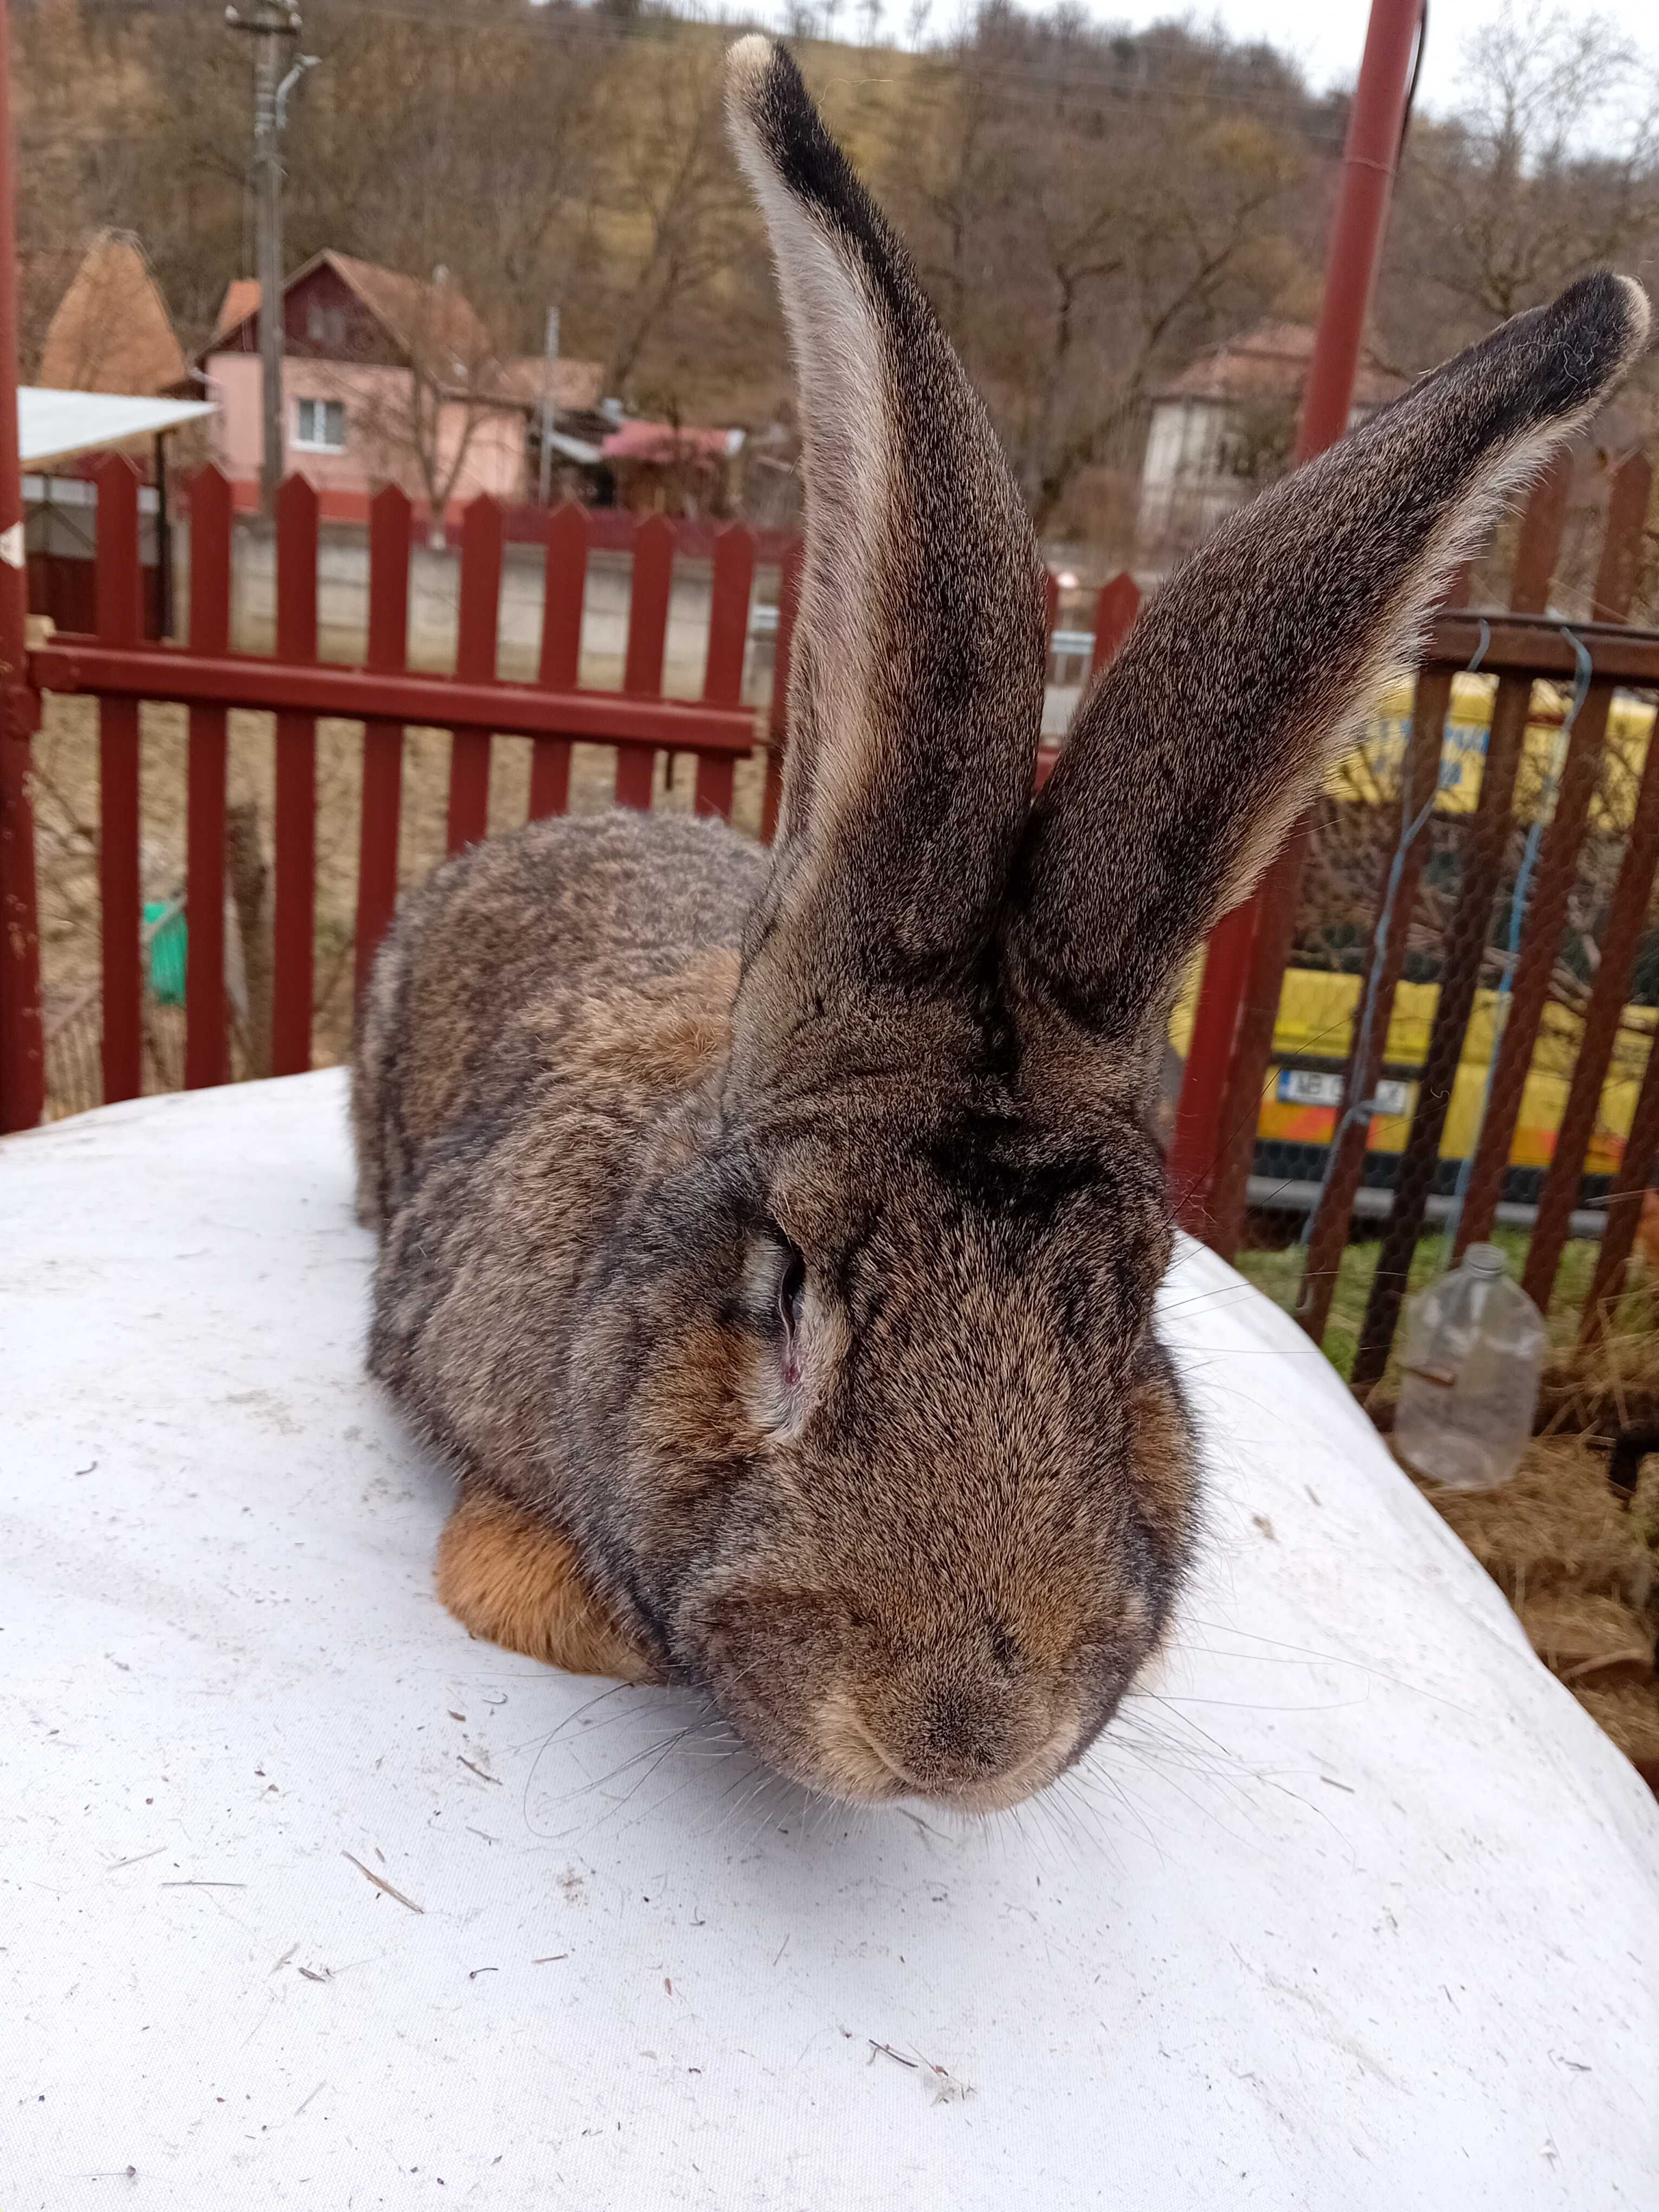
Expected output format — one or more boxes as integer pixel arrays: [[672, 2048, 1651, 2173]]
[[777, 1247, 807, 1336]]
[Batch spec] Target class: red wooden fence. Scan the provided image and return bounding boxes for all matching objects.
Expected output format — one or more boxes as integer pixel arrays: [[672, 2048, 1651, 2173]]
[[185, 461, 232, 1089], [12, 468, 1138, 1120], [95, 456, 142, 1107], [21, 461, 798, 1104], [11, 448, 1659, 1386]]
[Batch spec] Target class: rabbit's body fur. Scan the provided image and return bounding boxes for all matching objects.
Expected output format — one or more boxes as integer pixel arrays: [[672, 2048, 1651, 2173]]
[[354, 805, 1196, 1785], [355, 811, 758, 1675], [355, 809, 759, 1241], [352, 37, 1649, 1814]]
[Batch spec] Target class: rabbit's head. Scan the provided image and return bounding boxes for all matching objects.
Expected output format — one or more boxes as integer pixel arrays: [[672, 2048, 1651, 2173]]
[[566, 38, 1648, 1811]]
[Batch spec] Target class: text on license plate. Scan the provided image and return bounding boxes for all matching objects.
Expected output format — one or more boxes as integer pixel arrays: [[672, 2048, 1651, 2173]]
[[1277, 1069, 1412, 1116]]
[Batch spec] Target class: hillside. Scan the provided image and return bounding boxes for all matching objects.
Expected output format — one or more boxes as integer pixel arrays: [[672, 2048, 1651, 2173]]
[[14, 1, 1659, 549]]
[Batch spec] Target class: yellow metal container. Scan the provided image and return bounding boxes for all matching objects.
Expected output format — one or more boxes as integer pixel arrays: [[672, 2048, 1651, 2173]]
[[1164, 963, 1657, 1174], [1168, 667, 1659, 1182]]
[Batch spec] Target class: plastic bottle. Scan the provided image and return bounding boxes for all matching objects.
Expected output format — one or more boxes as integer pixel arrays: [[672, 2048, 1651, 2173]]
[[1393, 1243, 1547, 1491]]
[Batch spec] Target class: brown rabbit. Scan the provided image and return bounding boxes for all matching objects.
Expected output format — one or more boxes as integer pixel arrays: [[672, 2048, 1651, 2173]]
[[352, 37, 1648, 1811]]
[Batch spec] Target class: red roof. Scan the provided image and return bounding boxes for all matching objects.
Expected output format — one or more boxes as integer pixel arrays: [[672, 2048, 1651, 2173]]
[[601, 421, 736, 464], [1158, 322, 1404, 410], [38, 234, 189, 397], [213, 278, 261, 348], [210, 252, 496, 370]]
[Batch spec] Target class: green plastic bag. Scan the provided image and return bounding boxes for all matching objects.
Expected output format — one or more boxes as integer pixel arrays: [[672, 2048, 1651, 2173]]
[[143, 902, 187, 1006]]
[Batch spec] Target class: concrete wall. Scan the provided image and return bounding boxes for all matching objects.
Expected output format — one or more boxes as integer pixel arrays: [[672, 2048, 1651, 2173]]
[[172, 517, 782, 704]]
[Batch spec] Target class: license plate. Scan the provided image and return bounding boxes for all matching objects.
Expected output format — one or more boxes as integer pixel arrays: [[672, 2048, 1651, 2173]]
[[1277, 1070, 1411, 1116], [1278, 1069, 1342, 1107]]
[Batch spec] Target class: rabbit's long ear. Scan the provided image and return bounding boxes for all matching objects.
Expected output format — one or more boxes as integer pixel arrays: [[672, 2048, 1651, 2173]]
[[1005, 274, 1650, 1077], [725, 38, 1045, 1009]]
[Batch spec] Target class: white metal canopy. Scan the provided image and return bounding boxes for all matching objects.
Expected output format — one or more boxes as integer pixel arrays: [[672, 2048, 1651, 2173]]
[[3, 1070, 1657, 2207], [16, 384, 216, 467]]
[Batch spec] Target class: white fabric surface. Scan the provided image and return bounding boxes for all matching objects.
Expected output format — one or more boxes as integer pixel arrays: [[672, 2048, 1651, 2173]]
[[4, 1070, 1657, 2209]]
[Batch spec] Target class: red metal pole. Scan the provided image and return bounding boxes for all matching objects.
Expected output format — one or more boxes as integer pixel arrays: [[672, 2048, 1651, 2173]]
[[1168, 896, 1257, 1232], [1179, 0, 1425, 1247], [0, 0, 43, 1133], [1288, 0, 1425, 466]]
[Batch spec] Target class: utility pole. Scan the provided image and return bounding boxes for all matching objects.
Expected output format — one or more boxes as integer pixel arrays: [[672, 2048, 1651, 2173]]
[[537, 305, 561, 508], [0, 0, 44, 1130], [227, 2, 306, 518]]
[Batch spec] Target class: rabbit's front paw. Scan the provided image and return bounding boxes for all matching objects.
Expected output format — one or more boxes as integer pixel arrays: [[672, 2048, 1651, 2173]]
[[435, 1488, 657, 1684]]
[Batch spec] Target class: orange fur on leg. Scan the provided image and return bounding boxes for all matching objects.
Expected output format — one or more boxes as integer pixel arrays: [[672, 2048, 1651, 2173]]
[[434, 1489, 658, 1683]]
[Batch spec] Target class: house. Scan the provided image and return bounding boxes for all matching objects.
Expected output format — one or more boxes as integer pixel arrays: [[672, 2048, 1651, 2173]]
[[201, 250, 604, 524], [23, 234, 207, 640], [36, 231, 190, 398], [22, 389, 216, 641], [1137, 322, 1404, 560], [599, 419, 747, 519]]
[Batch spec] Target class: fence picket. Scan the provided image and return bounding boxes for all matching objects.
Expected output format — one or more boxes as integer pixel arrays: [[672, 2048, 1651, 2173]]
[[528, 501, 587, 820], [1577, 1025, 1659, 1353], [616, 514, 674, 810], [1527, 749, 1659, 1311], [1351, 462, 1570, 1390], [1090, 573, 1140, 676], [695, 525, 754, 822], [94, 455, 143, 1105], [1451, 453, 1651, 1262], [446, 497, 503, 854], [354, 485, 412, 1005], [0, 680, 42, 1131], [184, 466, 232, 1088], [1169, 905, 1258, 1232], [271, 474, 319, 1078]]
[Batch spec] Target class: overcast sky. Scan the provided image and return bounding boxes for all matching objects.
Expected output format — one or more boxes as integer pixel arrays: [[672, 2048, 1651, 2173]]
[[1056, 1, 1659, 114]]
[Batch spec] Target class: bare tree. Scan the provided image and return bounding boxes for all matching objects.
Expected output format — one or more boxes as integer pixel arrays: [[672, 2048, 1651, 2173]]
[[285, 4, 616, 354], [589, 34, 756, 403], [879, 8, 1311, 533], [1379, 3, 1659, 363], [312, 269, 515, 544]]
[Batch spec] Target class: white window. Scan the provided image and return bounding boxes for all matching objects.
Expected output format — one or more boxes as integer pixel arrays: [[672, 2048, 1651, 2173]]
[[294, 397, 346, 452]]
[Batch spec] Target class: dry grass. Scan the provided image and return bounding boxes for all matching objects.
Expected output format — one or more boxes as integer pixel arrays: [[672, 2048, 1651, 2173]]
[[1234, 1235, 1659, 1783], [1417, 1435, 1658, 1783], [1556, 1265, 1659, 1428]]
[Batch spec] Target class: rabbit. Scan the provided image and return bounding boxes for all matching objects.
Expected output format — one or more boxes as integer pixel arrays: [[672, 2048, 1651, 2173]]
[[352, 35, 1649, 1813]]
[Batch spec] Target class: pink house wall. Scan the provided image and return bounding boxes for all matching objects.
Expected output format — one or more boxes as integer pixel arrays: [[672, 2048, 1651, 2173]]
[[202, 352, 528, 521]]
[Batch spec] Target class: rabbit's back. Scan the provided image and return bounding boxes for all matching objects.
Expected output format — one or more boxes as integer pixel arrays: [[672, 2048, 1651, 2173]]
[[353, 809, 763, 1232]]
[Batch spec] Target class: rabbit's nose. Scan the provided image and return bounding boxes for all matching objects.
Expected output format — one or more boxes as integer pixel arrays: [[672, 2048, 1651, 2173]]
[[863, 1681, 1040, 1795]]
